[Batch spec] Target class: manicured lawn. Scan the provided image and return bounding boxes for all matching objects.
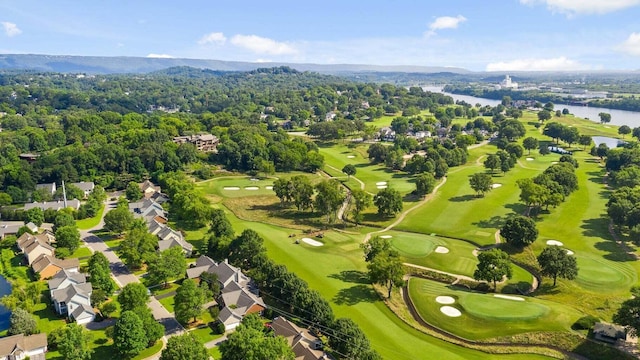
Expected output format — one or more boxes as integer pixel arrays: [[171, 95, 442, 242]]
[[76, 204, 105, 230], [158, 295, 175, 313], [208, 346, 221, 359], [103, 238, 122, 250], [188, 324, 223, 344], [218, 210, 549, 359], [197, 176, 275, 198], [69, 246, 92, 259], [408, 278, 582, 340]]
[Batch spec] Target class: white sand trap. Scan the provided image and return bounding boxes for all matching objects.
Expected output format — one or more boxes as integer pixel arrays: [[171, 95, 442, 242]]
[[440, 306, 462, 317], [250, 178, 259, 181], [546, 240, 564, 246], [566, 250, 574, 255], [376, 181, 388, 186], [435, 246, 450, 254], [494, 294, 525, 301], [377, 185, 388, 189], [436, 296, 455, 305], [223, 187, 240, 191], [552, 161, 559, 164], [301, 238, 323, 247], [380, 235, 393, 239], [491, 183, 502, 189], [265, 186, 273, 190], [526, 157, 534, 161], [245, 186, 259, 190], [347, 155, 356, 158]]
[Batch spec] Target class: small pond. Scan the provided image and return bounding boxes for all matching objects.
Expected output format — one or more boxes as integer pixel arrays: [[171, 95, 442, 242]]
[[592, 136, 625, 149]]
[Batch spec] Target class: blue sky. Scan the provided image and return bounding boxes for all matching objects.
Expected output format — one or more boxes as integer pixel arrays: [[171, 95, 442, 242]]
[[1, 0, 640, 71]]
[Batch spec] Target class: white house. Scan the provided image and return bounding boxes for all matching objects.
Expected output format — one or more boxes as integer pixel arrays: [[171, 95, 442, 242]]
[[48, 271, 95, 325]]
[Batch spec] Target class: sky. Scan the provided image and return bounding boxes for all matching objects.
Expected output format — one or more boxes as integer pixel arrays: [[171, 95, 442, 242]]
[[1, 0, 640, 71]]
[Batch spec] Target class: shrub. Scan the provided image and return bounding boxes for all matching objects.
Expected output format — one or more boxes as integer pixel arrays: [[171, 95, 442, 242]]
[[572, 315, 599, 330], [213, 321, 226, 334]]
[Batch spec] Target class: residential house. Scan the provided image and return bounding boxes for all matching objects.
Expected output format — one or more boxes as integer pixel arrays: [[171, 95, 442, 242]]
[[271, 316, 329, 360], [17, 233, 55, 265], [0, 222, 22, 240], [69, 182, 95, 199], [149, 192, 170, 204], [0, 333, 48, 360], [377, 127, 396, 142], [187, 256, 264, 330], [35, 183, 56, 197], [129, 199, 167, 224], [139, 180, 161, 199], [148, 220, 193, 256], [24, 222, 38, 234], [48, 270, 94, 325], [172, 133, 219, 152], [24, 199, 81, 212], [593, 322, 627, 344], [31, 255, 79, 280]]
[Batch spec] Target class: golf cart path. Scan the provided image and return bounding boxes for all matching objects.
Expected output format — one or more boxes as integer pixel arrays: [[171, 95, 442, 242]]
[[324, 163, 368, 192], [363, 176, 448, 243]]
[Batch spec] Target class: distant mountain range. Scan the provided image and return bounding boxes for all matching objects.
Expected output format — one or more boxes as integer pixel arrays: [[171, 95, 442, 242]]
[[0, 54, 471, 75]]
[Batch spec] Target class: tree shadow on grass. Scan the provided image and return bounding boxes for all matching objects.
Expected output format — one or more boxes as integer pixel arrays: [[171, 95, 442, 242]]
[[333, 285, 378, 305], [504, 202, 529, 216], [501, 281, 532, 295], [449, 194, 477, 202], [581, 217, 611, 239], [594, 241, 637, 262], [530, 283, 560, 296], [472, 215, 504, 229], [328, 270, 370, 284]]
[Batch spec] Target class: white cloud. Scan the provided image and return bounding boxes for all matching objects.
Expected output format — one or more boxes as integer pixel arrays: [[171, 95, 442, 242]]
[[425, 15, 466, 37], [198, 32, 226, 45], [230, 34, 297, 55], [486, 57, 591, 71], [618, 33, 640, 56], [2, 22, 22, 37], [255, 59, 272, 63], [146, 53, 175, 58], [520, 0, 640, 15]]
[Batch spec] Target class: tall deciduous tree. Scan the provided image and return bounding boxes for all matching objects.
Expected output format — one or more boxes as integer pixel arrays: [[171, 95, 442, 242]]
[[174, 279, 207, 324], [367, 250, 404, 298], [474, 249, 512, 290], [599, 112, 611, 124], [7, 308, 37, 336], [147, 246, 187, 288], [484, 154, 501, 174], [414, 173, 436, 198], [209, 208, 234, 239], [469, 172, 492, 197], [55, 225, 81, 252], [522, 137, 538, 155], [24, 208, 44, 226], [350, 189, 372, 225], [374, 187, 403, 217], [119, 226, 158, 269], [57, 323, 93, 360], [118, 283, 149, 312], [537, 246, 578, 286], [329, 318, 378, 360], [619, 125, 632, 139], [125, 181, 143, 201], [113, 311, 147, 358], [88, 252, 115, 295], [314, 179, 345, 222], [228, 229, 266, 269], [219, 314, 295, 360], [501, 216, 538, 247], [103, 205, 134, 234], [613, 297, 640, 336], [361, 236, 391, 263], [160, 333, 209, 360], [342, 164, 356, 180], [291, 175, 314, 211]]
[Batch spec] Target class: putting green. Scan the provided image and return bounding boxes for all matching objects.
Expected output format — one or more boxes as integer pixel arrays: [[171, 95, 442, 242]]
[[390, 233, 437, 257], [574, 256, 635, 291], [409, 278, 581, 339], [196, 176, 276, 198]]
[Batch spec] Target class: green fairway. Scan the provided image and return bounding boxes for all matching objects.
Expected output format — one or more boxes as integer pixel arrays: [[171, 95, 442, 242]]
[[219, 209, 548, 359], [408, 278, 582, 340]]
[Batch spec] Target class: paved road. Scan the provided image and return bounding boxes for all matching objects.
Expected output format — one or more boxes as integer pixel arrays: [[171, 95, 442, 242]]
[[81, 198, 184, 338]]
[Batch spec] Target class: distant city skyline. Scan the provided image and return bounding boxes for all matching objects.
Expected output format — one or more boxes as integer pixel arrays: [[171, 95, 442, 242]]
[[1, 0, 640, 71]]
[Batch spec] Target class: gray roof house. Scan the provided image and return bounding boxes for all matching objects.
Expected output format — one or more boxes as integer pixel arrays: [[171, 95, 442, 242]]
[[69, 182, 95, 198], [271, 316, 328, 360], [35, 182, 56, 196], [0, 333, 48, 360], [24, 199, 81, 211], [593, 322, 627, 344], [0, 222, 22, 240], [50, 281, 94, 325], [148, 220, 193, 256], [47, 269, 86, 292], [129, 199, 167, 223]]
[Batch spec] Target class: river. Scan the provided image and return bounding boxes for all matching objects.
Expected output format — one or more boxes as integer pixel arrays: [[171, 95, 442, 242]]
[[0, 276, 11, 330], [423, 86, 640, 127]]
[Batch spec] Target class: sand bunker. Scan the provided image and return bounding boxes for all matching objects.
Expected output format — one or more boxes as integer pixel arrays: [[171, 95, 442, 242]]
[[265, 186, 273, 190], [526, 157, 534, 161], [380, 235, 393, 239], [494, 294, 525, 301], [566, 250, 574, 256], [436, 296, 455, 305], [552, 161, 559, 164], [223, 187, 240, 190], [377, 185, 388, 189], [435, 246, 450, 254], [347, 155, 356, 158], [301, 238, 323, 247], [250, 178, 259, 181], [244, 186, 259, 190], [491, 183, 502, 189], [546, 240, 564, 246], [440, 306, 462, 317], [376, 181, 388, 186]]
